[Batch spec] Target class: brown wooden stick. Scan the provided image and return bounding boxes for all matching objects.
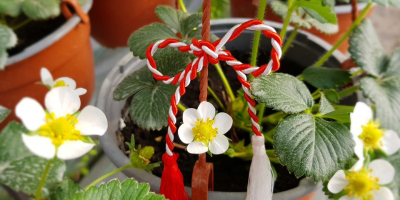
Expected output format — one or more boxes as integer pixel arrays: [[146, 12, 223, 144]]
[[351, 0, 358, 22]]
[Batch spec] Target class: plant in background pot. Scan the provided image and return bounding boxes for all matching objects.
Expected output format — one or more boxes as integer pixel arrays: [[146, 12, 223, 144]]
[[0, 0, 95, 128], [230, 0, 385, 53], [96, 0, 400, 199]]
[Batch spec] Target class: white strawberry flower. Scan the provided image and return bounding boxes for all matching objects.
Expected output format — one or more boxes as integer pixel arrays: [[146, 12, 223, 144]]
[[328, 159, 395, 200], [350, 102, 400, 171], [40, 68, 87, 96], [178, 101, 232, 154], [16, 87, 107, 160]]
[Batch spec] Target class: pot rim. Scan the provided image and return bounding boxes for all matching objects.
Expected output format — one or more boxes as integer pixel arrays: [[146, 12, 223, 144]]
[[5, 0, 93, 66], [97, 18, 343, 199]]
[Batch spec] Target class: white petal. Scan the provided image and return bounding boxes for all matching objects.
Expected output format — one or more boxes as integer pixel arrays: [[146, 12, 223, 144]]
[[15, 98, 46, 131], [339, 196, 358, 200], [209, 134, 229, 154], [22, 134, 56, 159], [57, 140, 95, 160], [197, 101, 215, 121], [350, 102, 373, 134], [75, 106, 107, 136], [178, 124, 194, 144], [187, 141, 208, 154], [40, 68, 54, 86], [381, 130, 400, 155], [350, 113, 363, 138], [75, 88, 87, 96], [369, 159, 395, 185], [45, 87, 81, 118], [183, 108, 199, 127], [371, 187, 394, 200], [351, 138, 364, 171], [328, 170, 349, 194], [55, 77, 77, 89], [212, 112, 233, 135]]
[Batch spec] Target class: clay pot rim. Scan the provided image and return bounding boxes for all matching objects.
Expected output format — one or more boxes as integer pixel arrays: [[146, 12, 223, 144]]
[[5, 0, 93, 66], [97, 18, 345, 199]]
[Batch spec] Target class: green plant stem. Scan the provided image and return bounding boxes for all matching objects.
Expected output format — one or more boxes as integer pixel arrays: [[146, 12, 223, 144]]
[[312, 89, 322, 100], [178, 0, 187, 13], [11, 19, 31, 31], [338, 85, 359, 98], [251, 0, 268, 124], [262, 111, 287, 124], [314, 2, 374, 67], [350, 69, 363, 78], [214, 63, 235, 101], [208, 86, 226, 111], [250, 0, 268, 70], [84, 164, 133, 190], [280, 3, 297, 40], [281, 24, 298, 56], [35, 158, 53, 200], [177, 103, 187, 112]]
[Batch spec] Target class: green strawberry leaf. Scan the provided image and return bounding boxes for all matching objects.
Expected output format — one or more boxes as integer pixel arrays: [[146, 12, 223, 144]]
[[0, 105, 10, 122], [271, 1, 338, 34], [70, 179, 167, 200], [0, 24, 17, 70], [323, 89, 339, 104], [0, 0, 25, 16], [251, 73, 313, 114], [318, 93, 334, 115], [294, 0, 337, 24], [303, 66, 352, 89], [128, 23, 178, 59], [274, 114, 355, 181], [179, 13, 202, 37], [155, 5, 188, 33], [349, 19, 388, 77], [51, 178, 84, 200], [0, 122, 66, 197], [321, 106, 354, 124], [350, 19, 400, 133], [115, 51, 191, 130], [22, 0, 60, 20]]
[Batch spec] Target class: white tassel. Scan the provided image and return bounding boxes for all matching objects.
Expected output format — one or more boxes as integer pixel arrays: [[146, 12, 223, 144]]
[[246, 135, 274, 200]]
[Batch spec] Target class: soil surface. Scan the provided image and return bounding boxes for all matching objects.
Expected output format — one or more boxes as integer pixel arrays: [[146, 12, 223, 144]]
[[6, 15, 66, 56], [118, 50, 305, 192]]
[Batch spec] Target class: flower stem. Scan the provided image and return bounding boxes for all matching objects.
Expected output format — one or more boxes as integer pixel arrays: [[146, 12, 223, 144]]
[[350, 69, 363, 78], [338, 85, 360, 98], [11, 19, 31, 31], [281, 24, 298, 56], [280, 3, 297, 40], [178, 0, 187, 13], [84, 164, 133, 190], [35, 158, 53, 200], [250, 0, 268, 124], [208, 86, 226, 111], [177, 103, 187, 112], [214, 63, 235, 101], [250, 0, 268, 69], [314, 2, 374, 67]]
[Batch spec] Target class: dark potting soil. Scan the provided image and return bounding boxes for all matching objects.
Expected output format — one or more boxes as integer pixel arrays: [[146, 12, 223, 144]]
[[118, 50, 306, 192], [6, 15, 66, 56]]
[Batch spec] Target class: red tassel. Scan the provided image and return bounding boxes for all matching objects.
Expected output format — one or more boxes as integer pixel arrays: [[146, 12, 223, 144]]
[[160, 152, 189, 200]]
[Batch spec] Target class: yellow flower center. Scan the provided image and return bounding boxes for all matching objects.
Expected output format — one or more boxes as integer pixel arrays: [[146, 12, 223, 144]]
[[192, 118, 218, 146], [344, 168, 380, 200], [359, 121, 384, 149], [38, 112, 82, 147], [53, 80, 67, 88]]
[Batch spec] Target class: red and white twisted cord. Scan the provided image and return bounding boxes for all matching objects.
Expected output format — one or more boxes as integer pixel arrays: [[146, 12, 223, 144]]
[[145, 19, 282, 156]]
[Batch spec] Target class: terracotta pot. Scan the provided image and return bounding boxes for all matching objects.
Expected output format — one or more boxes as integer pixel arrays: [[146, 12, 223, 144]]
[[89, 0, 176, 48], [230, 0, 374, 53], [97, 18, 351, 199], [0, 0, 94, 129]]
